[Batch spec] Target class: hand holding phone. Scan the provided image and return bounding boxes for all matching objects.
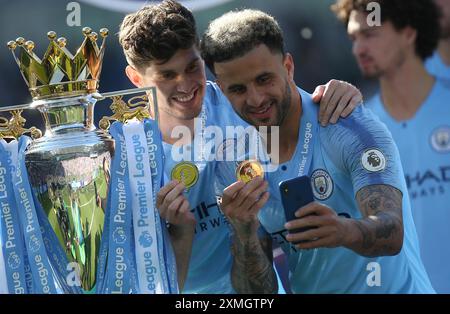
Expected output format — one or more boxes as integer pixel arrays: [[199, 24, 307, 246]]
[[279, 176, 316, 235]]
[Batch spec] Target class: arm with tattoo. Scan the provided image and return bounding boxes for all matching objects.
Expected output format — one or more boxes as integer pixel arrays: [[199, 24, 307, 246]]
[[348, 184, 404, 257], [230, 223, 278, 294]]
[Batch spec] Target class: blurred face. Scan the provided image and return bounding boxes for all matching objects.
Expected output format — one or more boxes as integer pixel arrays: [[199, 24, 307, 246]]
[[214, 44, 293, 128], [139, 46, 206, 121], [347, 10, 411, 78], [434, 0, 450, 38]]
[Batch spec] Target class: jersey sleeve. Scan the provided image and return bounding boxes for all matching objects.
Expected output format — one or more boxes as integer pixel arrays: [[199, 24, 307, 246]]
[[320, 105, 405, 196]]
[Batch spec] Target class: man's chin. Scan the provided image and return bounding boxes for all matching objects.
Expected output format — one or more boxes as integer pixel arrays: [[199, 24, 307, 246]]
[[362, 70, 381, 79]]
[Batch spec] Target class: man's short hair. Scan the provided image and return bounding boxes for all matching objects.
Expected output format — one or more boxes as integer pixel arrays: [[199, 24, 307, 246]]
[[201, 9, 285, 74], [331, 0, 440, 60], [119, 0, 198, 70]]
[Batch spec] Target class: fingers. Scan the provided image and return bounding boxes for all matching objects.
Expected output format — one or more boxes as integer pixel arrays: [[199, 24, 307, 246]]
[[295, 202, 332, 218], [248, 191, 270, 216], [329, 90, 355, 124], [318, 80, 363, 126], [341, 94, 363, 118], [222, 181, 246, 206], [157, 180, 187, 221], [285, 226, 332, 244], [312, 85, 326, 103], [163, 181, 186, 207], [321, 84, 344, 126], [170, 198, 195, 226], [284, 212, 323, 230], [157, 180, 180, 208], [221, 177, 268, 222], [318, 81, 337, 125], [237, 178, 268, 210], [294, 235, 334, 250], [163, 196, 184, 222]]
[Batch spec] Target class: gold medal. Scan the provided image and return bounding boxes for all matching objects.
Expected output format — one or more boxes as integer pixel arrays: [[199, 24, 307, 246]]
[[171, 162, 199, 188], [236, 160, 264, 183]]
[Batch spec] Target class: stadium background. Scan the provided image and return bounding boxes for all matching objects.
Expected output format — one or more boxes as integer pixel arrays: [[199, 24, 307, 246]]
[[0, 0, 378, 130]]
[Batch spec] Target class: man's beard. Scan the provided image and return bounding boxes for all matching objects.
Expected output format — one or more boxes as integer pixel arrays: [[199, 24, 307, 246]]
[[274, 80, 292, 127]]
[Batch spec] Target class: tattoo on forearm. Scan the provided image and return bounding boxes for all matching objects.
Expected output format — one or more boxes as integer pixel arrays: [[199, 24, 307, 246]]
[[354, 184, 403, 257], [231, 235, 278, 294]]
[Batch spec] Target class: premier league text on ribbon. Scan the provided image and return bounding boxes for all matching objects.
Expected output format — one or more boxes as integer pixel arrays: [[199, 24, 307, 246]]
[[112, 133, 129, 293], [298, 122, 313, 175], [0, 163, 26, 294], [127, 128, 160, 293]]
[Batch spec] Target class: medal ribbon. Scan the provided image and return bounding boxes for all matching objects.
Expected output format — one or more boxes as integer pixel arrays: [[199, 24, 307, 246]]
[[123, 120, 165, 293], [102, 121, 137, 294]]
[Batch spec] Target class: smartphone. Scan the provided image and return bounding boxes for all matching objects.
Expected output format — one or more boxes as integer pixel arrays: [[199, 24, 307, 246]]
[[279, 175, 315, 234]]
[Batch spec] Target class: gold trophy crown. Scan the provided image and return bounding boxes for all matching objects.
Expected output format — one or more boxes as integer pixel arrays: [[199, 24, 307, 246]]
[[7, 27, 108, 100]]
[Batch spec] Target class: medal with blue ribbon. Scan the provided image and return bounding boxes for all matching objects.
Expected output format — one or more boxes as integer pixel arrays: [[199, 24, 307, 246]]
[[101, 121, 137, 294], [122, 119, 177, 294]]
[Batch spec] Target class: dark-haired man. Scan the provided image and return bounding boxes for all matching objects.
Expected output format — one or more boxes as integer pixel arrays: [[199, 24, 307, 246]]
[[119, 0, 362, 293], [426, 0, 450, 80], [333, 0, 450, 293], [203, 8, 434, 293]]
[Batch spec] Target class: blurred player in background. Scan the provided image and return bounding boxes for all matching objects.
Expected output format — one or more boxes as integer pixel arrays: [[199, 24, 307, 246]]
[[426, 0, 450, 80], [333, 0, 450, 293]]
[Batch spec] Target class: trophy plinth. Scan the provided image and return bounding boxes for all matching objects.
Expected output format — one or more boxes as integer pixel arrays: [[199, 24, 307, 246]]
[[25, 95, 113, 292]]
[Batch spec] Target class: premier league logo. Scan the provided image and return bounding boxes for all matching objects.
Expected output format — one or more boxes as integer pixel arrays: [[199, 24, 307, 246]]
[[430, 126, 450, 153], [28, 235, 41, 253], [7, 252, 21, 270], [311, 169, 333, 200], [113, 227, 126, 244], [139, 231, 153, 248], [361, 148, 386, 172]]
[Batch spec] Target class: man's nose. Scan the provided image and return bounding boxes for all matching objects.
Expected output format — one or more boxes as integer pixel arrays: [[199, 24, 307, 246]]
[[246, 84, 264, 108], [176, 74, 196, 93], [352, 38, 367, 58]]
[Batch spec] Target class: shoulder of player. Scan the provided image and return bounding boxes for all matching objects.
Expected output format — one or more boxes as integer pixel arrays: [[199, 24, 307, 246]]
[[435, 77, 450, 92], [318, 105, 390, 150]]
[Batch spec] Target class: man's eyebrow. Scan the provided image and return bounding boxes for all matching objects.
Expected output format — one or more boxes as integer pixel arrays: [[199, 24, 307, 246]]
[[228, 83, 244, 91], [351, 26, 377, 35], [188, 56, 201, 65]]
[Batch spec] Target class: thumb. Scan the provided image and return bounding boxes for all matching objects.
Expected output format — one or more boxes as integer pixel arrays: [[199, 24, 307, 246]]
[[312, 85, 326, 103]]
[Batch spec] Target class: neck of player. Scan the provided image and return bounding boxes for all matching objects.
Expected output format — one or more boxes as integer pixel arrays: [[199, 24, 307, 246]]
[[438, 38, 450, 66], [158, 109, 196, 146], [267, 84, 301, 164], [380, 54, 435, 121]]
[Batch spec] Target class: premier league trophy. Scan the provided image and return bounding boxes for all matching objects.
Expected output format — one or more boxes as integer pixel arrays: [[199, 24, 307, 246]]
[[0, 27, 176, 294]]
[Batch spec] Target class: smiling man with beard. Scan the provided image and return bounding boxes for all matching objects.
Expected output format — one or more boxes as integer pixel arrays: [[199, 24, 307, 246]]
[[119, 0, 363, 293]]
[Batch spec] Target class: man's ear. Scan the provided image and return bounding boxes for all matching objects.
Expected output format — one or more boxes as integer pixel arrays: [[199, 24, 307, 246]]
[[125, 65, 143, 88], [402, 26, 417, 47], [283, 53, 295, 80], [215, 79, 225, 93]]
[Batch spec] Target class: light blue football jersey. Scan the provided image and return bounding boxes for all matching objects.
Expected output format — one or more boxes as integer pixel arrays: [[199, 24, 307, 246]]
[[367, 79, 450, 293], [426, 51, 450, 81], [163, 82, 249, 294], [216, 87, 434, 293]]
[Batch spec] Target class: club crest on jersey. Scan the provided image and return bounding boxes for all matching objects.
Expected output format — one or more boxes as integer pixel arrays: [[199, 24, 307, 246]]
[[430, 126, 450, 153], [311, 169, 333, 200], [361, 149, 386, 172]]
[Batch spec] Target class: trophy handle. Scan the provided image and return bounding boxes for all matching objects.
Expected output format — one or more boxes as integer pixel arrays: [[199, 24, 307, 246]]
[[99, 92, 153, 131], [0, 109, 42, 140]]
